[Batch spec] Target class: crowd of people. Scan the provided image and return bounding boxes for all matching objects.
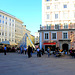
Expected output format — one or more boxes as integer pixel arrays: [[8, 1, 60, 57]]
[[1, 45, 75, 58], [17, 46, 35, 58]]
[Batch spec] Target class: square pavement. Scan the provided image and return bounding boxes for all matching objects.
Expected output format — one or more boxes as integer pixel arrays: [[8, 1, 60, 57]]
[[0, 52, 75, 75]]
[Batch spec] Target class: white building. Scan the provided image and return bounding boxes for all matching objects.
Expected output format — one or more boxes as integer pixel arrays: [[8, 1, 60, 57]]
[[42, 0, 75, 26], [38, 0, 75, 51], [0, 10, 23, 45]]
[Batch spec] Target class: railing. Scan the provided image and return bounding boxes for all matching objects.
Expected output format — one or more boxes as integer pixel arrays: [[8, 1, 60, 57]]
[[40, 25, 75, 30]]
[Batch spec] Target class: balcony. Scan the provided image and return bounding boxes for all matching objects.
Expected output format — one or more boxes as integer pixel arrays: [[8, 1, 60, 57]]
[[40, 25, 75, 31]]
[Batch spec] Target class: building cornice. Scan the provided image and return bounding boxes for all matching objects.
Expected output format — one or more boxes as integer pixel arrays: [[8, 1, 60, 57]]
[[0, 10, 23, 23], [38, 29, 75, 32]]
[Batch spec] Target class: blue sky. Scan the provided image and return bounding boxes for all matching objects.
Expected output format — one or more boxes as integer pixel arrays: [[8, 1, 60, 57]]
[[0, 0, 42, 35]]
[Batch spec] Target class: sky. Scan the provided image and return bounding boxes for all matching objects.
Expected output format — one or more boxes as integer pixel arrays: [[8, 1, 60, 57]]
[[0, 0, 42, 35]]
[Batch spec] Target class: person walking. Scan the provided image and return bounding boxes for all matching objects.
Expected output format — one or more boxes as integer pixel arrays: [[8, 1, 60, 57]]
[[47, 47, 50, 57], [28, 45, 31, 58], [24, 47, 27, 55], [41, 47, 44, 55], [4, 45, 7, 55], [37, 47, 40, 57], [20, 47, 23, 54], [39, 48, 41, 57]]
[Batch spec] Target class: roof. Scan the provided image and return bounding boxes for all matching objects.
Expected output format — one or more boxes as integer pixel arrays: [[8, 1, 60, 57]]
[[0, 10, 23, 23]]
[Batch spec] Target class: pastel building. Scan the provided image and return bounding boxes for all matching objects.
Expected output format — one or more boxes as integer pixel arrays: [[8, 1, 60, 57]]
[[38, 0, 75, 51]]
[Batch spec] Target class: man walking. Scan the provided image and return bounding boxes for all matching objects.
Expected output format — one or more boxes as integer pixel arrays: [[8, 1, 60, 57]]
[[28, 45, 31, 58], [4, 45, 7, 55], [24, 47, 27, 54]]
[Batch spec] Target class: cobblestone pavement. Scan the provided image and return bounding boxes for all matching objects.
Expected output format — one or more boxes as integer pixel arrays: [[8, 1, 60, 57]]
[[0, 52, 75, 75]]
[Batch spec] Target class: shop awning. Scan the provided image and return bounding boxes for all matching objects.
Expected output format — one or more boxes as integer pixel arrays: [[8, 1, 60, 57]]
[[1, 41, 10, 45], [43, 42, 56, 45], [10, 42, 17, 45], [1, 41, 17, 45]]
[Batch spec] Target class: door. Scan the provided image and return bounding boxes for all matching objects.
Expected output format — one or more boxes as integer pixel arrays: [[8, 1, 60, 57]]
[[62, 43, 68, 51]]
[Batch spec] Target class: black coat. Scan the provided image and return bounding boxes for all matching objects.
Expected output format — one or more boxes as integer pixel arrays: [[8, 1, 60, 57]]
[[28, 47, 32, 53]]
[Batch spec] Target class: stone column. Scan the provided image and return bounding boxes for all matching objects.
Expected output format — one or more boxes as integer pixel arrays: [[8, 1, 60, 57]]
[[40, 32, 42, 49]]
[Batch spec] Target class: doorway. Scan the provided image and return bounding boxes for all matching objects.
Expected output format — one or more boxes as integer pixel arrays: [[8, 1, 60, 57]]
[[62, 43, 68, 51]]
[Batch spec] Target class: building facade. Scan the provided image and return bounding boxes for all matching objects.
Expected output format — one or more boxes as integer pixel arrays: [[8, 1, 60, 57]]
[[0, 10, 35, 47], [35, 32, 39, 44], [0, 10, 16, 45], [15, 21, 24, 45], [38, 0, 75, 51]]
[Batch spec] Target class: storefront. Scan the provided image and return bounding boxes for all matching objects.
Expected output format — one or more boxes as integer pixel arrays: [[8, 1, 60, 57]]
[[43, 42, 56, 51]]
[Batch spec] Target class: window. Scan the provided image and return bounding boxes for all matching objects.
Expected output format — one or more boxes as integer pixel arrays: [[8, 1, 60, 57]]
[[63, 12, 68, 19], [0, 20, 1, 23], [64, 23, 68, 29], [55, 5, 58, 9], [47, 6, 50, 9], [46, 24, 51, 30], [52, 33, 56, 39], [49, 24, 51, 30], [44, 32, 49, 40], [9, 18, 11, 21], [5, 22, 7, 25], [2, 32, 4, 35], [46, 24, 48, 29], [2, 21, 4, 24], [2, 16, 4, 18], [12, 39, 14, 41], [47, 14, 50, 19], [6, 17, 7, 19], [55, 24, 60, 29], [9, 23, 11, 26], [63, 33, 67, 39], [63, 4, 67, 8], [55, 14, 58, 19], [12, 20, 14, 22]]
